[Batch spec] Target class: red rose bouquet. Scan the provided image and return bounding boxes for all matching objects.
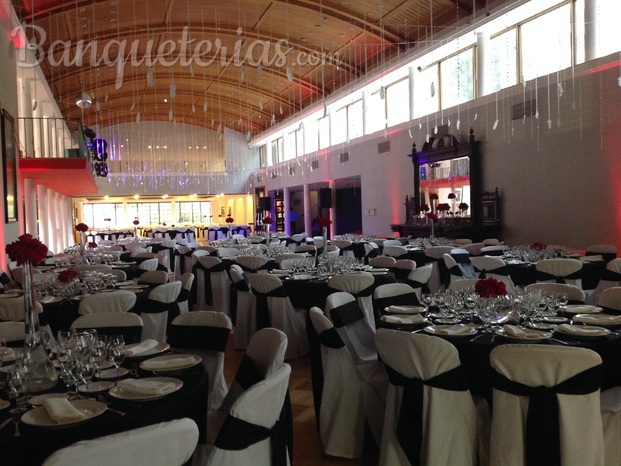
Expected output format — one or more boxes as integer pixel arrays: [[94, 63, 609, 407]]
[[263, 216, 274, 225], [88, 242, 98, 249], [316, 216, 331, 228], [448, 193, 456, 200], [133, 219, 140, 225], [458, 202, 469, 211], [436, 203, 451, 212], [426, 212, 438, 221], [226, 216, 234, 224], [420, 204, 430, 212], [5, 234, 49, 266], [475, 277, 507, 298], [75, 223, 89, 232], [354, 229, 362, 235], [530, 242, 547, 250], [58, 269, 80, 284]]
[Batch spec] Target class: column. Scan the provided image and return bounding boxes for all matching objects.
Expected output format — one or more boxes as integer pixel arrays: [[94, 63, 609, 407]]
[[409, 67, 416, 120], [24, 179, 38, 237], [584, 0, 598, 61], [47, 188, 56, 252], [33, 104, 43, 158], [303, 183, 312, 236], [19, 79, 34, 157], [476, 32, 487, 97], [329, 180, 336, 239], [283, 187, 291, 236], [362, 90, 368, 136], [42, 112, 51, 158], [61, 195, 71, 251], [54, 192, 63, 253], [37, 185, 49, 246]]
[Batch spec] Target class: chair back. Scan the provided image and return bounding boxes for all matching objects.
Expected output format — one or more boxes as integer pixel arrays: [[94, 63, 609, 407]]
[[43, 418, 199, 466], [295, 244, 317, 257], [406, 264, 433, 302], [526, 282, 586, 304], [327, 273, 375, 329], [373, 283, 420, 324], [480, 245, 509, 256], [424, 246, 454, 294], [463, 242, 485, 256], [194, 256, 231, 316], [595, 286, 621, 312], [593, 258, 621, 300], [71, 312, 143, 344], [383, 246, 408, 259], [234, 255, 270, 273], [383, 239, 402, 247], [137, 270, 169, 286], [217, 247, 240, 258], [536, 258, 583, 288], [586, 244, 617, 263], [447, 278, 481, 292], [78, 290, 137, 315], [0, 321, 25, 347], [489, 344, 604, 466], [369, 256, 396, 268], [138, 258, 159, 271]]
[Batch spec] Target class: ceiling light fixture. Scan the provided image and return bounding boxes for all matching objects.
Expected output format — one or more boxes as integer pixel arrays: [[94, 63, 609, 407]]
[[76, 92, 92, 108]]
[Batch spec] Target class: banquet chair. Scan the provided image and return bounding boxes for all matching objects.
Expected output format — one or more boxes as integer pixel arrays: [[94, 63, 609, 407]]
[[586, 244, 618, 263], [525, 283, 586, 304], [42, 418, 199, 466], [369, 256, 397, 269], [174, 245, 193, 281], [536, 258, 583, 288], [107, 269, 127, 282], [207, 363, 292, 466], [489, 344, 604, 466], [383, 239, 402, 247], [327, 272, 376, 330], [383, 245, 408, 259], [124, 242, 145, 253], [216, 247, 239, 259], [229, 265, 254, 349], [246, 273, 309, 359], [195, 245, 217, 255], [326, 244, 341, 257], [168, 311, 232, 411], [364, 242, 381, 263], [469, 256, 515, 293], [448, 278, 481, 292], [137, 257, 159, 272], [593, 258, 621, 303], [274, 253, 305, 268], [424, 246, 454, 295], [454, 238, 474, 246], [406, 264, 433, 303], [443, 254, 468, 287], [479, 245, 509, 256], [294, 244, 317, 258], [392, 259, 416, 282], [231, 233, 245, 241], [78, 290, 137, 315], [373, 283, 421, 325], [375, 329, 483, 466], [482, 238, 503, 246], [137, 270, 169, 286], [129, 247, 148, 257], [309, 307, 367, 459], [71, 312, 143, 344], [10, 266, 42, 285], [0, 321, 25, 347], [464, 242, 485, 257], [140, 281, 182, 342], [313, 235, 326, 251], [279, 258, 303, 270], [332, 239, 356, 257], [234, 255, 270, 273], [595, 287, 621, 314], [193, 256, 231, 317], [177, 272, 195, 313]]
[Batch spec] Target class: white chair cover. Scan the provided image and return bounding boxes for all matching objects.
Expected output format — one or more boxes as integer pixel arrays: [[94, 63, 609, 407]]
[[194, 256, 231, 316], [169, 311, 232, 411], [447, 278, 481, 292], [138, 258, 159, 271], [229, 266, 255, 350], [454, 238, 473, 245], [274, 253, 306, 268], [142, 281, 181, 342], [525, 282, 586, 304], [207, 364, 292, 466], [490, 344, 604, 466], [327, 273, 376, 330], [294, 244, 317, 257], [177, 272, 195, 313], [536, 258, 583, 288], [332, 240, 355, 257], [78, 290, 137, 315], [601, 386, 621, 466], [107, 269, 127, 282], [596, 286, 621, 312], [0, 321, 25, 345], [406, 264, 433, 303], [234, 255, 270, 273], [246, 273, 309, 359], [216, 247, 239, 258], [43, 418, 199, 466], [137, 271, 169, 286], [71, 312, 143, 344], [382, 240, 402, 247], [174, 245, 192, 281], [586, 244, 618, 262], [373, 283, 421, 323], [593, 258, 621, 303], [0, 295, 42, 322], [464, 242, 485, 256], [10, 267, 42, 285], [375, 329, 479, 466], [470, 256, 515, 293], [482, 238, 501, 246], [309, 307, 366, 458], [383, 246, 408, 259], [424, 246, 454, 295], [369, 256, 397, 268]]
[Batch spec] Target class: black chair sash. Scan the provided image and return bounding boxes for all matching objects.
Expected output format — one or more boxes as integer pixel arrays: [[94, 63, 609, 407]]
[[600, 269, 621, 282], [251, 286, 289, 331], [168, 325, 230, 351], [175, 250, 195, 276], [535, 269, 582, 284], [473, 265, 509, 279], [237, 262, 272, 273], [364, 248, 379, 264], [328, 300, 366, 328], [374, 293, 421, 322], [0, 272, 11, 285], [406, 278, 430, 296], [452, 253, 472, 264], [327, 283, 374, 300], [492, 364, 602, 466], [229, 277, 251, 326], [318, 327, 345, 349], [426, 257, 450, 289], [140, 298, 180, 329], [389, 267, 414, 282], [176, 288, 191, 304], [385, 364, 469, 466], [448, 264, 464, 278], [192, 261, 229, 306]]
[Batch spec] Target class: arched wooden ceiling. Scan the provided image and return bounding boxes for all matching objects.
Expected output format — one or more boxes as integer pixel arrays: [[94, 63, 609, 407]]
[[12, 0, 486, 137]]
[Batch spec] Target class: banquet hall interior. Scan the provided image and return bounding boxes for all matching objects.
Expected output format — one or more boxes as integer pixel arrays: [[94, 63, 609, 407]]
[[1, 0, 621, 464]]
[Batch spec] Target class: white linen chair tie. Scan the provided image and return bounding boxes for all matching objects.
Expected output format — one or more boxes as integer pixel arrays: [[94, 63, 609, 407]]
[[71, 312, 143, 344], [536, 258, 583, 288], [78, 290, 137, 315], [140, 281, 181, 342], [489, 344, 604, 466], [193, 256, 231, 316], [327, 272, 376, 330]]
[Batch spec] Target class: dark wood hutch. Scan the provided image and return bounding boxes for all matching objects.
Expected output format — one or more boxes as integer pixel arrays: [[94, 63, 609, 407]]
[[391, 129, 501, 242]]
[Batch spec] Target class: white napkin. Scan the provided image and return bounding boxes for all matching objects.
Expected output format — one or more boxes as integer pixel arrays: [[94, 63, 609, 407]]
[[573, 314, 621, 325], [124, 339, 159, 357], [386, 305, 422, 314], [116, 379, 178, 396], [502, 325, 543, 339], [43, 398, 86, 423], [433, 324, 473, 335], [382, 314, 424, 325], [581, 255, 603, 262], [140, 356, 196, 370], [559, 305, 600, 314], [557, 324, 608, 337], [39, 296, 57, 304]]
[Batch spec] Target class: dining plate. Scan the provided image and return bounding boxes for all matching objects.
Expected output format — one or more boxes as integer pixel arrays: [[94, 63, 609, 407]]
[[572, 314, 621, 327], [96, 367, 129, 380], [424, 324, 477, 338], [124, 341, 170, 358], [0, 400, 9, 410], [21, 400, 107, 428], [542, 316, 569, 324], [495, 328, 552, 343], [380, 314, 425, 325], [558, 305, 602, 315], [78, 381, 116, 394], [108, 377, 183, 401], [384, 305, 425, 315], [527, 321, 557, 331], [287, 274, 312, 281], [29, 393, 69, 406], [139, 354, 202, 372], [554, 324, 611, 339], [115, 280, 136, 287], [119, 284, 149, 290]]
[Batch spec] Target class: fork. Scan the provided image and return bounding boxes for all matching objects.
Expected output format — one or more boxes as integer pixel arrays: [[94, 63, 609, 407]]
[[96, 395, 126, 416]]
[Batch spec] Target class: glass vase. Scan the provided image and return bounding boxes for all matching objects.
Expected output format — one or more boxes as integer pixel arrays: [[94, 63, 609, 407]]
[[22, 261, 58, 392], [322, 226, 328, 260]]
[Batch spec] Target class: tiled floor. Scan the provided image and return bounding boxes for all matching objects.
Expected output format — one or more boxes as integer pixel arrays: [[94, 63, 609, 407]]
[[223, 335, 379, 465]]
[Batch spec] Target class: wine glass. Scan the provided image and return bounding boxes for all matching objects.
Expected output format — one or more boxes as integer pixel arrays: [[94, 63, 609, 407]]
[[421, 293, 434, 317], [7, 365, 28, 413], [109, 345, 125, 379], [90, 335, 109, 380], [556, 292, 568, 308]]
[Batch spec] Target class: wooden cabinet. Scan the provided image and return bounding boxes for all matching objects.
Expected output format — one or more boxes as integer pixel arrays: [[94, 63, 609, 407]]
[[274, 195, 285, 232]]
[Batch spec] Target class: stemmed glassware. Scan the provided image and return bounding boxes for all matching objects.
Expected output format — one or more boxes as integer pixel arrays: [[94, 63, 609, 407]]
[[7, 357, 30, 413], [109, 335, 125, 378], [90, 335, 109, 381]]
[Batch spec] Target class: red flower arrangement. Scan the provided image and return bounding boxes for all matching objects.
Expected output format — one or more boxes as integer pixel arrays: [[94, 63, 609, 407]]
[[475, 277, 507, 298], [133, 219, 140, 225], [226, 216, 234, 224], [316, 216, 331, 228], [448, 193, 456, 200], [458, 202, 469, 211], [263, 216, 274, 225], [75, 223, 89, 232], [104, 218, 111, 222], [426, 212, 438, 221], [436, 203, 451, 212], [58, 269, 79, 284], [530, 242, 547, 250], [420, 204, 430, 212], [88, 242, 98, 249], [430, 193, 439, 200], [354, 229, 363, 235], [5, 234, 49, 266]]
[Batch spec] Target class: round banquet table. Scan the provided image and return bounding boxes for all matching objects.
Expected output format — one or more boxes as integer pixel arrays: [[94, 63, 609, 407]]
[[0, 359, 208, 466]]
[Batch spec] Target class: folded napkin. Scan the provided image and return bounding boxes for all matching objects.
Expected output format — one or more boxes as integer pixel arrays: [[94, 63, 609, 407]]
[[124, 339, 159, 357], [557, 324, 608, 337], [386, 305, 422, 314], [433, 324, 474, 335], [39, 296, 56, 304], [581, 255, 603, 262], [116, 379, 178, 396], [140, 356, 196, 370], [559, 305, 600, 314], [382, 314, 424, 325], [573, 314, 621, 325], [502, 325, 544, 339], [43, 398, 86, 424]]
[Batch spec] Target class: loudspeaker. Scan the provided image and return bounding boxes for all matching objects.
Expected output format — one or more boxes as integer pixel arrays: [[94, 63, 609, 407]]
[[319, 188, 332, 209], [258, 196, 272, 211]]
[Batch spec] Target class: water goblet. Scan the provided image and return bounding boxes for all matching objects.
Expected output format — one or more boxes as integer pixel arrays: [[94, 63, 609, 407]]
[[556, 292, 568, 308], [6, 366, 28, 414]]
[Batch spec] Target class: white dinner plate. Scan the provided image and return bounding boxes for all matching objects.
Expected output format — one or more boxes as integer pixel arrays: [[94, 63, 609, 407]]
[[381, 314, 425, 325], [119, 284, 149, 290], [29, 393, 69, 406], [0, 400, 9, 410], [572, 314, 621, 327], [139, 354, 202, 372], [108, 377, 183, 401], [21, 400, 107, 428], [115, 280, 136, 287], [384, 305, 425, 315], [558, 305, 602, 315], [494, 328, 552, 343], [287, 274, 312, 281], [78, 381, 116, 394], [554, 324, 610, 339], [96, 367, 129, 380], [542, 316, 569, 324], [424, 324, 477, 338], [124, 342, 170, 358]]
